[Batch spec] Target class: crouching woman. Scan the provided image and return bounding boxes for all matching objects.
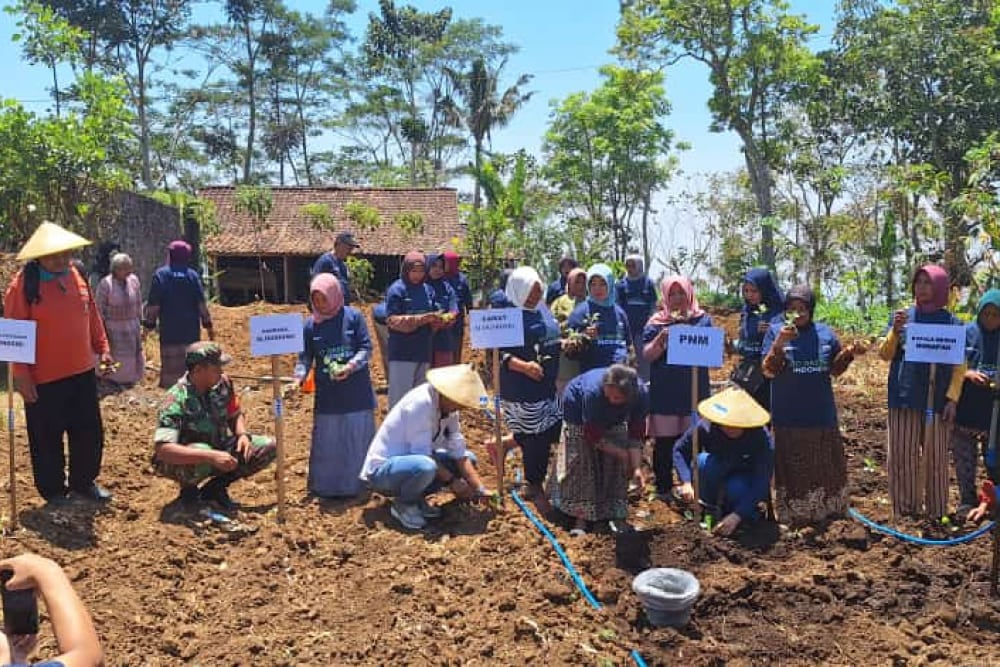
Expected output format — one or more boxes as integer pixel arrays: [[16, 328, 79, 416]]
[[673, 387, 773, 536], [550, 364, 648, 534]]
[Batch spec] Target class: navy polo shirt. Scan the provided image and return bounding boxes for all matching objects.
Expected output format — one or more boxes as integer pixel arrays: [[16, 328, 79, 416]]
[[884, 306, 962, 412], [567, 301, 631, 372], [500, 308, 561, 403], [643, 313, 713, 417], [147, 265, 206, 345], [300, 308, 376, 414], [737, 306, 784, 361], [385, 278, 435, 362], [615, 276, 657, 341], [956, 322, 1000, 431], [427, 277, 457, 353], [311, 252, 352, 304], [762, 321, 841, 428]]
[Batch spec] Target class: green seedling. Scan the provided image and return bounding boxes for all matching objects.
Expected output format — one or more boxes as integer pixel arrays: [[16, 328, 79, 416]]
[[489, 491, 503, 510], [534, 343, 553, 364], [670, 309, 682, 319], [940, 515, 951, 526], [700, 514, 715, 531], [438, 311, 456, 322], [863, 457, 878, 473], [99, 360, 122, 373], [597, 628, 617, 642], [783, 311, 800, 327], [756, 303, 769, 316]]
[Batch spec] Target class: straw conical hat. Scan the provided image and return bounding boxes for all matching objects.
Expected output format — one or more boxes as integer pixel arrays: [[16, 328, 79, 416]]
[[697, 386, 770, 429], [426, 364, 488, 409], [17, 221, 91, 261]]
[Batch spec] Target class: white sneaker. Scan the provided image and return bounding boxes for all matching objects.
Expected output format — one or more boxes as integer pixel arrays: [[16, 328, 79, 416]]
[[390, 500, 427, 530], [418, 498, 443, 519]]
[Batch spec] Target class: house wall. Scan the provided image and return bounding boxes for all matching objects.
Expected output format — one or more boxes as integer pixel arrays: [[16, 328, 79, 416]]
[[213, 253, 405, 305], [90, 192, 183, 294]]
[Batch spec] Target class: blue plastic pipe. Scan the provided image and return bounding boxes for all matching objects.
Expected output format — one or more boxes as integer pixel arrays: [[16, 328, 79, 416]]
[[510, 489, 648, 667], [848, 507, 994, 546]]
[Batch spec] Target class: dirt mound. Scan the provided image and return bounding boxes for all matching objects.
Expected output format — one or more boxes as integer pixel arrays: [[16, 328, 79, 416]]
[[0, 303, 996, 665]]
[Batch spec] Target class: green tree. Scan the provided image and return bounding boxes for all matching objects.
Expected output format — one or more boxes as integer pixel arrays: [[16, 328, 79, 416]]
[[837, 0, 1000, 284], [6, 1, 85, 117], [543, 64, 677, 263], [350, 0, 515, 185], [617, 0, 821, 268], [233, 184, 273, 299], [0, 72, 133, 245], [441, 56, 533, 210]]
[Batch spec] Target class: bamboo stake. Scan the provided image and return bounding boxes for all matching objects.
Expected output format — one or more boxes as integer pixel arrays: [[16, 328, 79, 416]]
[[272, 356, 286, 523], [492, 348, 504, 498], [920, 363, 937, 516], [691, 369, 700, 516], [7, 364, 16, 529]]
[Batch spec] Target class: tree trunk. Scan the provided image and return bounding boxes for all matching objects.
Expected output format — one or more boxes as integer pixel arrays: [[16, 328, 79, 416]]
[[137, 59, 152, 189], [51, 65, 61, 118], [641, 190, 651, 273], [473, 140, 482, 211], [242, 23, 256, 184], [741, 136, 776, 268]]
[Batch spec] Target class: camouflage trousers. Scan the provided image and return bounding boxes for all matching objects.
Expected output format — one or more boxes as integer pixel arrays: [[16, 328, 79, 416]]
[[153, 435, 277, 487]]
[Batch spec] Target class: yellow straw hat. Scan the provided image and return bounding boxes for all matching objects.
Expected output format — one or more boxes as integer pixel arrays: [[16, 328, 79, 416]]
[[17, 221, 91, 261], [697, 386, 770, 429], [426, 364, 488, 409]]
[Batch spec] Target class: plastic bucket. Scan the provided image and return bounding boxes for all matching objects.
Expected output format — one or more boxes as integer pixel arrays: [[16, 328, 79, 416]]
[[632, 568, 700, 628]]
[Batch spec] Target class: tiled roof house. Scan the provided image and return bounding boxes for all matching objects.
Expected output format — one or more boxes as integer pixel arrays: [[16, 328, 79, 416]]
[[198, 186, 462, 304]]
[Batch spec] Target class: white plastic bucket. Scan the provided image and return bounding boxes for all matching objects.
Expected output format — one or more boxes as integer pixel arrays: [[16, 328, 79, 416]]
[[632, 568, 700, 628]]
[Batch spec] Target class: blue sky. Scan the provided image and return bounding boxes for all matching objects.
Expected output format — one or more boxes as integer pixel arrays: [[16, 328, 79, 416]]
[[0, 0, 834, 266]]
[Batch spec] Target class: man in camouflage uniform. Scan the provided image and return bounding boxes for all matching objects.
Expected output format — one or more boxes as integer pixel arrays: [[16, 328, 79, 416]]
[[152, 342, 276, 510]]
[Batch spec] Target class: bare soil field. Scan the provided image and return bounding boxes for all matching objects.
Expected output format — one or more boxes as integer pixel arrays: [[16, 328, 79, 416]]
[[0, 302, 997, 666]]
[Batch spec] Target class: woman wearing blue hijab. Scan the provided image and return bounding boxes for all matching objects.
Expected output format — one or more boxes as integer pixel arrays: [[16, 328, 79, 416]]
[[566, 264, 632, 372], [731, 268, 784, 409]]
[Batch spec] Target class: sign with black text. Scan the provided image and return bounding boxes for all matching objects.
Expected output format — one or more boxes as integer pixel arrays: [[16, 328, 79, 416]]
[[666, 326, 725, 368], [250, 314, 304, 357], [469, 308, 524, 349], [0, 319, 36, 364], [903, 323, 965, 365]]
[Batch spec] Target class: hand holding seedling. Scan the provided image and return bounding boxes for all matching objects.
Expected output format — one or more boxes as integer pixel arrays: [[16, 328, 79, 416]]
[[891, 309, 908, 334], [512, 358, 544, 382], [965, 369, 991, 386], [713, 512, 742, 536], [677, 482, 695, 503]]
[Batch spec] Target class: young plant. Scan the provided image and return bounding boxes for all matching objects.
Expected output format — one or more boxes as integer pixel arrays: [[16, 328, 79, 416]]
[[756, 303, 769, 316], [322, 351, 350, 379], [783, 311, 800, 327]]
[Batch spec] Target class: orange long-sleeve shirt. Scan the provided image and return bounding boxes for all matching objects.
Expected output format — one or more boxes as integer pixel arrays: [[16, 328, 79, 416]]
[[3, 268, 110, 385]]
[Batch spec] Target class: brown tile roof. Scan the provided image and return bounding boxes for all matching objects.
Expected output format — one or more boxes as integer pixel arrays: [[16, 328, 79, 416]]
[[199, 186, 463, 257]]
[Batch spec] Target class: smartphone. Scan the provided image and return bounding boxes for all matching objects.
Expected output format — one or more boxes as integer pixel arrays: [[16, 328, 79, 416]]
[[0, 569, 39, 635]]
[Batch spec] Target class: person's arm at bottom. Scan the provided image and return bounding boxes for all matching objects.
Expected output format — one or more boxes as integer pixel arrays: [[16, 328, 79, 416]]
[[0, 554, 102, 667]]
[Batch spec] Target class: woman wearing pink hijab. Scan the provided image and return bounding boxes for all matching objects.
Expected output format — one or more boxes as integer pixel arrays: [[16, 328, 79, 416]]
[[878, 265, 965, 518], [642, 275, 714, 498], [296, 274, 376, 498]]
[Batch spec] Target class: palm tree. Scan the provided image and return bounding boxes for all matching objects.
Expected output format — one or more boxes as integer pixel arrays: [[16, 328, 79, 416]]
[[443, 57, 533, 210]]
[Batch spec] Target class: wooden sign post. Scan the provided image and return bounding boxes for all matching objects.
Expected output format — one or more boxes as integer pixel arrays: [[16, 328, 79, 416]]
[[249, 314, 305, 524], [903, 323, 964, 517], [666, 325, 725, 515], [0, 319, 37, 530], [468, 309, 524, 498]]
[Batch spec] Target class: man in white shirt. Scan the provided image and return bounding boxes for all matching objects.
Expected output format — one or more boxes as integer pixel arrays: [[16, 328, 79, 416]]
[[360, 364, 493, 530]]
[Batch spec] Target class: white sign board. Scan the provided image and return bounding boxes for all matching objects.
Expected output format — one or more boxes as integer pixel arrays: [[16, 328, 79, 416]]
[[903, 323, 965, 365], [0, 319, 36, 364], [666, 325, 725, 368], [249, 314, 305, 357], [469, 308, 524, 349]]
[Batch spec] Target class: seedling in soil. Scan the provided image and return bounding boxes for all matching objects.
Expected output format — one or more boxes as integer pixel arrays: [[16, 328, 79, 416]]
[[597, 628, 617, 642], [863, 457, 878, 473], [700, 514, 715, 531], [99, 360, 122, 374], [488, 492, 503, 510]]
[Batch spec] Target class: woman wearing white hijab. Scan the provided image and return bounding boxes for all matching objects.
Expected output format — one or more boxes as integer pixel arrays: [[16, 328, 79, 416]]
[[497, 267, 563, 508]]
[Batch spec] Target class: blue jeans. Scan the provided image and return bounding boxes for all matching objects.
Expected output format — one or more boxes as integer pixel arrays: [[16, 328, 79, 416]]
[[697, 452, 759, 519], [369, 449, 479, 503]]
